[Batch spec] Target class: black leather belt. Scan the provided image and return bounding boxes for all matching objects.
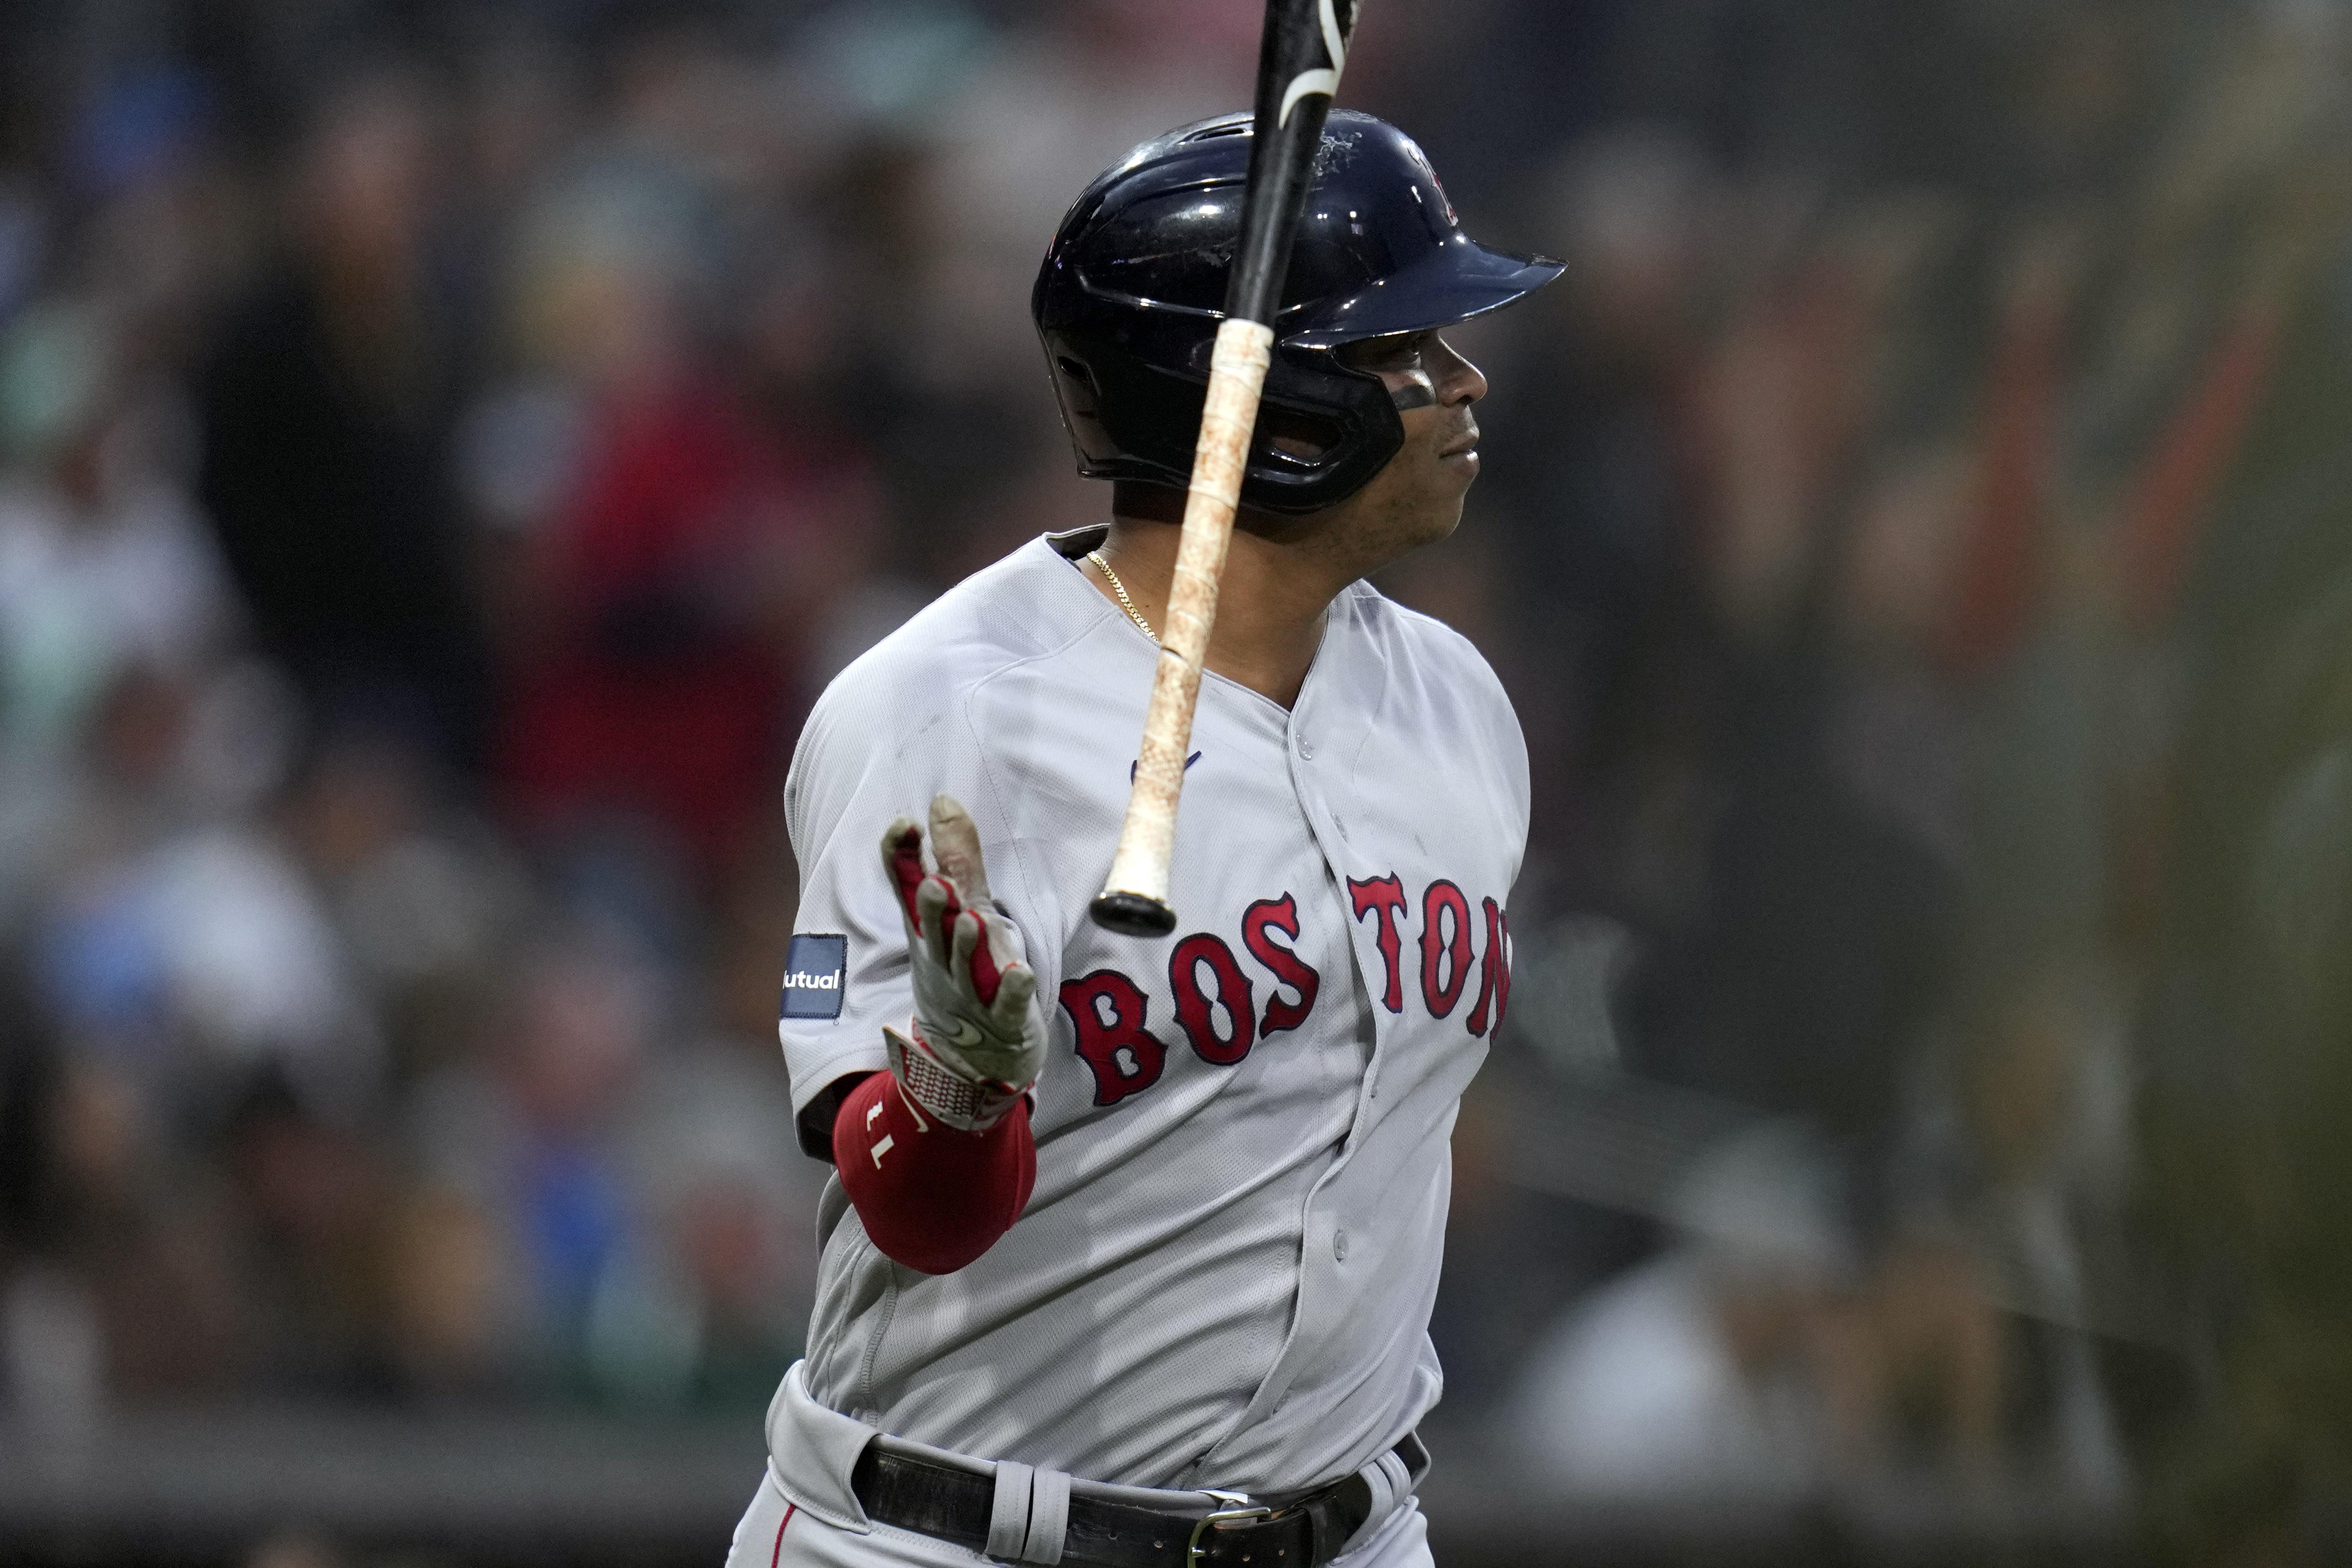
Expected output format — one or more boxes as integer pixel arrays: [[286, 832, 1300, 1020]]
[[850, 1434, 1427, 1568]]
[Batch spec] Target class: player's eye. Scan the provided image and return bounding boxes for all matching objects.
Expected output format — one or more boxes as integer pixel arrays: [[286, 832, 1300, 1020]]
[[1339, 332, 1429, 373]]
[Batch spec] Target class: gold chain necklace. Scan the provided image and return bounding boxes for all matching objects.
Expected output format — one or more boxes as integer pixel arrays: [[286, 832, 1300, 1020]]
[[1087, 550, 1157, 643]]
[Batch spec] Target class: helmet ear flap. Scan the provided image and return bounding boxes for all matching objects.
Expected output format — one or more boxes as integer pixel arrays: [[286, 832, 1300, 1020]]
[[1041, 328, 1403, 510], [1240, 348, 1404, 512]]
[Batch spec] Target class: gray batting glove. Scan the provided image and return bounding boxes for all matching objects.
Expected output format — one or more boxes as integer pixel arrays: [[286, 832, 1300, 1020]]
[[878, 795, 1047, 1130]]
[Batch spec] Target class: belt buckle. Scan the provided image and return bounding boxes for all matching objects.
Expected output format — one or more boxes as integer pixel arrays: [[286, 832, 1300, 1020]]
[[1185, 1490, 1273, 1568]]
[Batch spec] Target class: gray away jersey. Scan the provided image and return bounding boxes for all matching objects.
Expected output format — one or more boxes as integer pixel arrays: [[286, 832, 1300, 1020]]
[[775, 526, 1527, 1499]]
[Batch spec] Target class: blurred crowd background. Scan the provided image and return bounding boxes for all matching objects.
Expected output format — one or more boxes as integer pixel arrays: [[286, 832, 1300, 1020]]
[[2, 0, 2351, 1563]]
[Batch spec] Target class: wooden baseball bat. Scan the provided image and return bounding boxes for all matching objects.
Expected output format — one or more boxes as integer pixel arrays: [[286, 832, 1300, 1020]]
[[1089, 0, 1359, 938]]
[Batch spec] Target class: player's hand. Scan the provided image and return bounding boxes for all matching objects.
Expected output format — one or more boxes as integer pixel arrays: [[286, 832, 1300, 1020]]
[[877, 795, 1047, 1130]]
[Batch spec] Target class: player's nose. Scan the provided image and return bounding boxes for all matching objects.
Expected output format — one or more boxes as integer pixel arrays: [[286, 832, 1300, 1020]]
[[1428, 334, 1487, 407]]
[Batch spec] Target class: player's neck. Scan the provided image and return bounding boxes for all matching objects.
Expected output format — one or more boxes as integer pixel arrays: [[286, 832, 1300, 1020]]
[[1094, 504, 1356, 711]]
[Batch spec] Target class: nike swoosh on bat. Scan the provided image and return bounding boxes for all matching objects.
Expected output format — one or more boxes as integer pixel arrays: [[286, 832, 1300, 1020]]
[[1129, 752, 1204, 784]]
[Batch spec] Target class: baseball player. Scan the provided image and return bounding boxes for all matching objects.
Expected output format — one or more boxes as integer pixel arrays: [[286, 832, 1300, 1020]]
[[730, 111, 1561, 1568]]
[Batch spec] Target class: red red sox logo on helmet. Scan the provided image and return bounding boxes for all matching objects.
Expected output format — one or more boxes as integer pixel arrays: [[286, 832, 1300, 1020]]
[[1058, 874, 1510, 1106]]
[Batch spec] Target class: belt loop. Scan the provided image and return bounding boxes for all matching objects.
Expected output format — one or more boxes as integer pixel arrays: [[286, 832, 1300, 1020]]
[[987, 1461, 1036, 1559], [1336, 1438, 1419, 1560], [1359, 1454, 1400, 1529], [1022, 1468, 1071, 1565]]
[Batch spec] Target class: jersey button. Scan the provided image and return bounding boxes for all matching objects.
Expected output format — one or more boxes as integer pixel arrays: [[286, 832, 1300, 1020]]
[[1296, 733, 1314, 760], [1333, 1228, 1349, 1262]]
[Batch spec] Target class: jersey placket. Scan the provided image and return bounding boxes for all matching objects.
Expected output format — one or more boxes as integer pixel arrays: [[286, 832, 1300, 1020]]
[[1205, 620, 1406, 1437]]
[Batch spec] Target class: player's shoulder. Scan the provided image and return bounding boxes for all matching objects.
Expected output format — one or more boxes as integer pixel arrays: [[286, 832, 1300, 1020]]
[[790, 533, 1117, 799], [811, 535, 1104, 720]]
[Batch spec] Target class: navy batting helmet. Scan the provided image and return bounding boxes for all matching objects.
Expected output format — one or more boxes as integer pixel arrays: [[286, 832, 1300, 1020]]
[[1033, 110, 1563, 515]]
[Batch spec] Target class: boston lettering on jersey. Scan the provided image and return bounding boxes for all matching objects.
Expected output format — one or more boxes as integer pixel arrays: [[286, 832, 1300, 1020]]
[[1058, 875, 1509, 1107]]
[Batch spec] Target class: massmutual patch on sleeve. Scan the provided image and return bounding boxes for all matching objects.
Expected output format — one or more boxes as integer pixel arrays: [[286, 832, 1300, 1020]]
[[780, 933, 849, 1021]]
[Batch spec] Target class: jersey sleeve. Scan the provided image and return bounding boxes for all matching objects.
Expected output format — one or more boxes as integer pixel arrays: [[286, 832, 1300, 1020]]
[[778, 655, 1057, 1161]]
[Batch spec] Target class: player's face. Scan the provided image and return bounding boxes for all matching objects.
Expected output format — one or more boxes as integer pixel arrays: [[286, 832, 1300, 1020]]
[[1322, 329, 1489, 565]]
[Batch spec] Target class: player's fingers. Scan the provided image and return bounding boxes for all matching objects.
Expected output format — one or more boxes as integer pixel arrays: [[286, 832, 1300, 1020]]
[[991, 961, 1035, 1027], [968, 911, 1008, 1008], [928, 795, 993, 907], [914, 874, 958, 962], [974, 905, 1024, 1003], [951, 907, 1005, 1008], [881, 818, 928, 931]]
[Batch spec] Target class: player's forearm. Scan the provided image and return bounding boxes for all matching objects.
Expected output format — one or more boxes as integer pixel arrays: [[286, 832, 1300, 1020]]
[[832, 1070, 1036, 1274]]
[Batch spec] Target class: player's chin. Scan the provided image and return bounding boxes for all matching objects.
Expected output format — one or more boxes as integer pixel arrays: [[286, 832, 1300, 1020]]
[[1409, 481, 1472, 547]]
